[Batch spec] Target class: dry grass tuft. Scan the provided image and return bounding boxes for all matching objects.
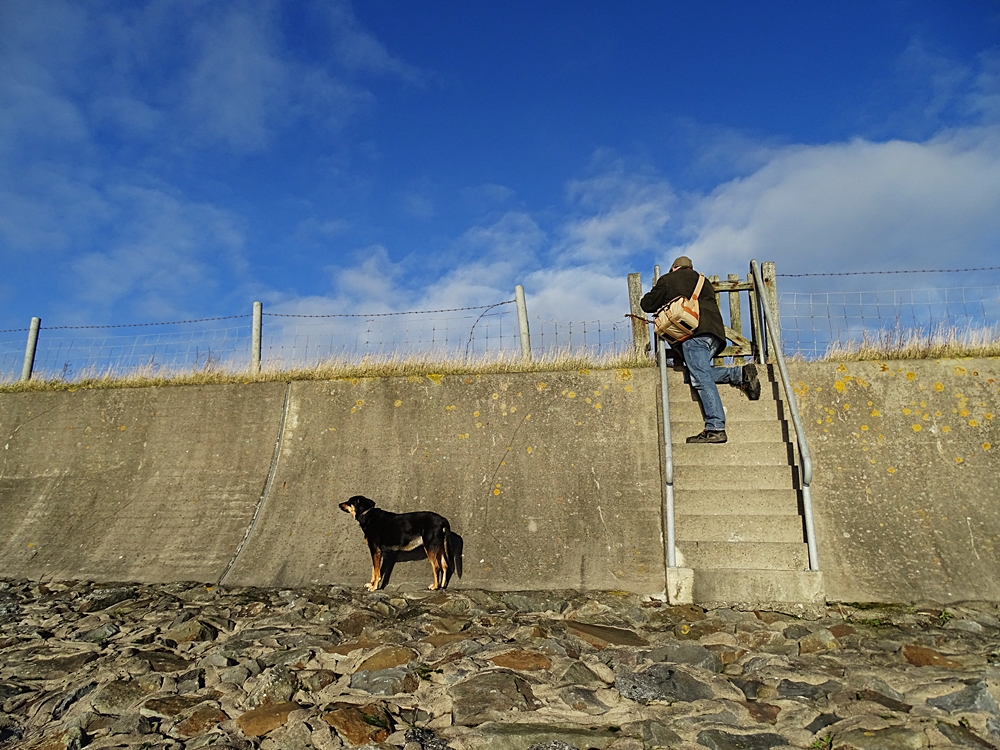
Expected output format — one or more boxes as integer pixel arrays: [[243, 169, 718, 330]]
[[820, 326, 1000, 361], [0, 349, 654, 393]]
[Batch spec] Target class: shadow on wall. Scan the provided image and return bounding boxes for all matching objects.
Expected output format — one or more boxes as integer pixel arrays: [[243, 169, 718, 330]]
[[376, 531, 465, 590]]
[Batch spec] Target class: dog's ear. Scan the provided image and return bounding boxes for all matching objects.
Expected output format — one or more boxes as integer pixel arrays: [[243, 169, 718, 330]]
[[348, 495, 376, 513]]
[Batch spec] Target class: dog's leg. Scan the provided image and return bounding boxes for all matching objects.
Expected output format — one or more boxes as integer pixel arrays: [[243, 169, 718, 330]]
[[366, 543, 382, 591], [440, 531, 451, 589], [425, 547, 442, 590]]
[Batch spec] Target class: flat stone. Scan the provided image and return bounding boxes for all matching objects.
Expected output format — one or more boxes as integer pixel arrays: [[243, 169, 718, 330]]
[[11, 652, 99, 680], [420, 633, 472, 648], [140, 694, 207, 719], [804, 713, 840, 735], [142, 650, 193, 673], [776, 679, 841, 700], [488, 650, 552, 671], [833, 726, 927, 749], [675, 620, 722, 640], [799, 627, 839, 654], [323, 638, 379, 655], [162, 619, 217, 643], [902, 644, 963, 669], [298, 669, 337, 692], [558, 686, 609, 715], [322, 702, 393, 745], [78, 587, 135, 613], [928, 681, 1000, 715], [451, 670, 539, 726], [695, 729, 788, 750], [173, 704, 228, 737], [615, 663, 714, 704], [350, 666, 419, 695], [25, 726, 86, 750], [559, 661, 605, 687], [730, 677, 764, 701], [355, 647, 416, 672], [80, 623, 120, 643], [236, 701, 300, 738], [109, 711, 155, 734], [465, 722, 618, 750], [856, 688, 911, 713], [245, 666, 298, 707], [745, 702, 780, 724], [501, 592, 569, 613], [259, 647, 313, 669], [564, 621, 647, 649], [648, 642, 723, 672], [936, 721, 997, 748]]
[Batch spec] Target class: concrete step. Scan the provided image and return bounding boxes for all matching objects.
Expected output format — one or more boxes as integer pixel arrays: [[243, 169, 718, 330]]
[[673, 488, 801, 516], [690, 569, 824, 605], [676, 541, 809, 570], [676, 514, 803, 543], [675, 464, 799, 490], [672, 442, 793, 466], [669, 420, 788, 444], [666, 395, 785, 423]]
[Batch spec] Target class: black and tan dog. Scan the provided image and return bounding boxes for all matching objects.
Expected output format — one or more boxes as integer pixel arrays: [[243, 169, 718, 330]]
[[339, 495, 454, 591]]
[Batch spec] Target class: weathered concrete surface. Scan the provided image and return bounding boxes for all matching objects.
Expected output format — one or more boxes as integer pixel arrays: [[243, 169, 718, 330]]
[[0, 384, 286, 582], [789, 358, 1000, 603], [223, 369, 665, 594]]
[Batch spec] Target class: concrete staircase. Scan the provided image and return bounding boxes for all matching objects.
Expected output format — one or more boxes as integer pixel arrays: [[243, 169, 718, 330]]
[[665, 365, 824, 606]]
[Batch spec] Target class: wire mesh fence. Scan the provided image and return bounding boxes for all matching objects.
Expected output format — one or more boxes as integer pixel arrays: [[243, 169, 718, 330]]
[[778, 285, 1000, 357], [5, 272, 1000, 382], [530, 317, 634, 357], [0, 318, 254, 382], [259, 302, 519, 367]]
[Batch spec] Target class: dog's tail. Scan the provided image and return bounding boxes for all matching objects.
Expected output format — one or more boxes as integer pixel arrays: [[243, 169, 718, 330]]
[[444, 526, 462, 579]]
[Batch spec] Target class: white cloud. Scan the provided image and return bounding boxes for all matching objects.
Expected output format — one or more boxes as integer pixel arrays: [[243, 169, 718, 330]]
[[674, 128, 1000, 278]]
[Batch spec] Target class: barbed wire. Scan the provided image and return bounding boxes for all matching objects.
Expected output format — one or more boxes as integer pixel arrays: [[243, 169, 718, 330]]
[[38, 315, 252, 330], [263, 300, 514, 318], [778, 266, 1000, 277]]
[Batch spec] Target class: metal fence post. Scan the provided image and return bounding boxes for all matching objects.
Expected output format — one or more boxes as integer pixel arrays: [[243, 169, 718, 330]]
[[252, 302, 262, 373], [761, 262, 780, 363], [21, 317, 41, 382], [514, 285, 531, 361], [628, 273, 650, 358]]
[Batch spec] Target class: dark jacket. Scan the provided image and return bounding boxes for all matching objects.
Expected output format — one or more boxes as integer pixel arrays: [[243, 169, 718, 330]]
[[640, 267, 728, 343]]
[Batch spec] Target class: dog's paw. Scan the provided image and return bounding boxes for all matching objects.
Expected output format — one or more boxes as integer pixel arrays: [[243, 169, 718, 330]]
[[364, 583, 377, 591]]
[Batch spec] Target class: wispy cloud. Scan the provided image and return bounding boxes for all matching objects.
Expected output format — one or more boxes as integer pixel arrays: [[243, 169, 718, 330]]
[[71, 186, 246, 320]]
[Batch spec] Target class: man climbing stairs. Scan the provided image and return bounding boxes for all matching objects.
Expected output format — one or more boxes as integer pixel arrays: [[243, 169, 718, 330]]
[[666, 364, 825, 606]]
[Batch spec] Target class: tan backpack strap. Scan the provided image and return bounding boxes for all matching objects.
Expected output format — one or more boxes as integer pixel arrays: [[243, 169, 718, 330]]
[[691, 274, 705, 301]]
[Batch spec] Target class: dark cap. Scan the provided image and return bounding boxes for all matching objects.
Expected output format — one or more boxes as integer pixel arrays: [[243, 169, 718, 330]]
[[671, 255, 693, 269]]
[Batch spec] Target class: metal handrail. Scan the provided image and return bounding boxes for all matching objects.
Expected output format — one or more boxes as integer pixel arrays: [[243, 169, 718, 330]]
[[652, 265, 677, 569], [750, 259, 820, 571]]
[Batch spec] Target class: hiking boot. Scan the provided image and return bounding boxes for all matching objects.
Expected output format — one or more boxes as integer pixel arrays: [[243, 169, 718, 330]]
[[686, 430, 728, 444], [741, 363, 761, 401]]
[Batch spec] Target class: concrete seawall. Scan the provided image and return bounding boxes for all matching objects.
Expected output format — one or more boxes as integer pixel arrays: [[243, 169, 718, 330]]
[[2, 369, 665, 596], [2, 359, 998, 602], [789, 358, 999, 603]]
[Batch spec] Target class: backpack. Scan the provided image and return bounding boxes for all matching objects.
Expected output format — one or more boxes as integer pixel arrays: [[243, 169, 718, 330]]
[[653, 274, 705, 342]]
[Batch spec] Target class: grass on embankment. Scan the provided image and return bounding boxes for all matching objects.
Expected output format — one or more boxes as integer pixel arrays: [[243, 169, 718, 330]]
[[819, 326, 1000, 362], [0, 351, 655, 394]]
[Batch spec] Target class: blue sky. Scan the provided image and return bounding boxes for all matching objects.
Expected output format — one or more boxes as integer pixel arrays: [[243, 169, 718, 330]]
[[2, 0, 1000, 329]]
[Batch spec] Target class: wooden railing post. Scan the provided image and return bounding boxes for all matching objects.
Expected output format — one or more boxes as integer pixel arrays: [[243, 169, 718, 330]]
[[761, 261, 780, 363], [628, 273, 650, 358]]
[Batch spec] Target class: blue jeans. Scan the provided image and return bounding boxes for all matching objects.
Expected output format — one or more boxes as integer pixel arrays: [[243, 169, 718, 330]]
[[680, 335, 742, 431]]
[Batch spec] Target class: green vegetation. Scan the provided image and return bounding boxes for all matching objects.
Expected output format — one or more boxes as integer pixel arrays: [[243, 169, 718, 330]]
[[0, 350, 654, 394]]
